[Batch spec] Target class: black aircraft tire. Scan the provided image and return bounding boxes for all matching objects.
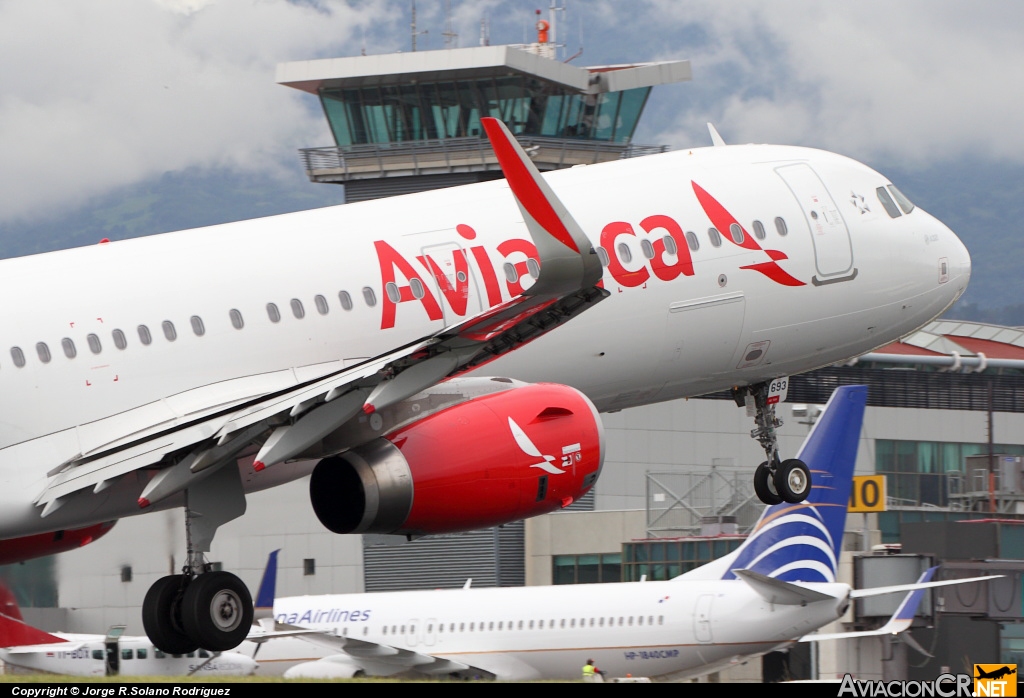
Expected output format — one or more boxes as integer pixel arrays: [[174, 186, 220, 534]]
[[142, 575, 199, 655], [181, 571, 253, 652], [753, 461, 783, 505], [775, 458, 812, 503]]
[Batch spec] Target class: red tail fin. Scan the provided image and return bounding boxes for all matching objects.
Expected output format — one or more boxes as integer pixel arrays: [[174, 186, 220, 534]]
[[0, 611, 66, 647], [0, 582, 22, 621]]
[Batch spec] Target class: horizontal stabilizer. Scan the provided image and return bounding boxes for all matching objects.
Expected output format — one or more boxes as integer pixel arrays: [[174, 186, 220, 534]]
[[801, 568, 999, 643], [734, 569, 837, 606]]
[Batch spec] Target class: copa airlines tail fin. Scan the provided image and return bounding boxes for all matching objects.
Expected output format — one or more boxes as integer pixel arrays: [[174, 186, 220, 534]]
[[678, 384, 867, 582], [253, 549, 280, 620]]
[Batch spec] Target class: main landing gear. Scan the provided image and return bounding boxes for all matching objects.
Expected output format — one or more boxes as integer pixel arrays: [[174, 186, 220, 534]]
[[732, 380, 811, 505], [142, 467, 253, 653]]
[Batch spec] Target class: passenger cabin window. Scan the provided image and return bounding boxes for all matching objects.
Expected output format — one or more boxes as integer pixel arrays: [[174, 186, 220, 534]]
[[87, 333, 102, 354], [617, 242, 633, 263], [662, 235, 678, 256], [162, 321, 176, 342], [112, 329, 127, 350], [707, 227, 722, 247], [230, 309, 244, 330], [138, 325, 152, 346], [502, 263, 519, 284], [410, 278, 426, 299], [290, 299, 305, 319], [362, 287, 377, 307], [62, 338, 76, 359], [888, 185, 915, 214], [640, 239, 655, 260], [122, 649, 133, 660], [338, 291, 353, 311], [526, 258, 540, 279], [729, 223, 745, 245], [752, 220, 766, 240], [136, 648, 147, 659], [267, 303, 281, 323], [36, 342, 51, 363], [876, 187, 902, 218], [774, 217, 789, 236], [190, 316, 205, 336], [385, 282, 401, 303], [314, 295, 329, 315], [685, 231, 700, 251], [596, 247, 610, 267]]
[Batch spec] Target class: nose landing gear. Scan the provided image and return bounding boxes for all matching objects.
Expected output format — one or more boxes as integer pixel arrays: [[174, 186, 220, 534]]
[[734, 379, 811, 505]]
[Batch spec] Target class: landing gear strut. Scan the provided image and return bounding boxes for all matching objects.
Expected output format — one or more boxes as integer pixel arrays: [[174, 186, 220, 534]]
[[142, 466, 253, 653], [733, 379, 811, 505]]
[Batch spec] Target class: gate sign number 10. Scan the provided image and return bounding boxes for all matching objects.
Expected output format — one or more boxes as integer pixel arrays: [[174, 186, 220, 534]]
[[849, 475, 887, 513]]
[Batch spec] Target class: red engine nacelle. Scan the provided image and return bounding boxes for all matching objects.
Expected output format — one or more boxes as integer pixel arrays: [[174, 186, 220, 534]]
[[0, 521, 116, 567], [309, 383, 604, 536]]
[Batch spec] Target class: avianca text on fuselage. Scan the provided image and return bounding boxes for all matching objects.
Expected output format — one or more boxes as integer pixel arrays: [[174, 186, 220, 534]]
[[374, 181, 805, 330]]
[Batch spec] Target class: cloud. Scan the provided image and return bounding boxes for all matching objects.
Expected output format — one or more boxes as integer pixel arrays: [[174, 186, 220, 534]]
[[0, 0, 399, 223], [3, 1, 1023, 225], [634, 1, 1024, 167]]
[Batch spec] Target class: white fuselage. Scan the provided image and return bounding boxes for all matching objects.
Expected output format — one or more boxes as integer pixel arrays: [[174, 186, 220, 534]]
[[251, 578, 849, 681], [0, 635, 256, 677], [0, 143, 969, 538]]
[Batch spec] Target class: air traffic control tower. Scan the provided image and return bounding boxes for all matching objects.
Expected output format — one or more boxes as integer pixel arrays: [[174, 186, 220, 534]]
[[276, 28, 690, 202]]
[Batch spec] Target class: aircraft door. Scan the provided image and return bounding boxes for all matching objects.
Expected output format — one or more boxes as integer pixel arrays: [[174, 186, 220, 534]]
[[775, 163, 855, 284], [419, 242, 483, 325], [694, 594, 714, 644], [103, 625, 126, 676]]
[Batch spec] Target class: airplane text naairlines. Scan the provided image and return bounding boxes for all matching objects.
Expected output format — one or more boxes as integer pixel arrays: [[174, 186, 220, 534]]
[[0, 119, 970, 653]]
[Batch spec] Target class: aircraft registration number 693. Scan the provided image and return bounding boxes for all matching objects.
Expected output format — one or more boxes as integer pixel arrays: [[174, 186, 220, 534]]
[[766, 377, 789, 405]]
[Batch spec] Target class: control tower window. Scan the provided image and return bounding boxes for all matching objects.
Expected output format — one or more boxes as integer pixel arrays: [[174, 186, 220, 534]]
[[320, 79, 650, 146]]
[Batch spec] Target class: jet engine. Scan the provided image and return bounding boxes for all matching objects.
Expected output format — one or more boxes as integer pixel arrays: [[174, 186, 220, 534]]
[[309, 382, 604, 536]]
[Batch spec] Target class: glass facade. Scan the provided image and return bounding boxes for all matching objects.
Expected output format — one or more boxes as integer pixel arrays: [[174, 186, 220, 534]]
[[320, 77, 650, 146], [876, 439, 1024, 507], [552, 553, 622, 585], [622, 538, 745, 581]]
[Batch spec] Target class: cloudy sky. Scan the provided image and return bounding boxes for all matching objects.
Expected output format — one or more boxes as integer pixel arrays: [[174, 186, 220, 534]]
[[1, 0, 1022, 225]]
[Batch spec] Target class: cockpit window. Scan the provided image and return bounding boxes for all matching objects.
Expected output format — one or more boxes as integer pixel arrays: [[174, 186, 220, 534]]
[[876, 187, 902, 218], [887, 185, 915, 214]]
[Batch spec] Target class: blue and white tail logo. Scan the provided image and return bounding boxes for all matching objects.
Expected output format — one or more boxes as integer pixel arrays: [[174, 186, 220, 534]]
[[722, 385, 867, 583]]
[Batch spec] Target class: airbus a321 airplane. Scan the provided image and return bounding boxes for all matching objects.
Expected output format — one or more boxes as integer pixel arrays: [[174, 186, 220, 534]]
[[0, 117, 969, 654], [244, 386, 993, 681]]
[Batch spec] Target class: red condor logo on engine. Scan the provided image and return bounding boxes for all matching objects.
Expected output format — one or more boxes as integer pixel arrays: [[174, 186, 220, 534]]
[[373, 183, 805, 329], [508, 416, 581, 475]]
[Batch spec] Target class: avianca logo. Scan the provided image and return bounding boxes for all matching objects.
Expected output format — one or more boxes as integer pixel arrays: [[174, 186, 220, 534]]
[[373, 182, 805, 329], [508, 417, 581, 474]]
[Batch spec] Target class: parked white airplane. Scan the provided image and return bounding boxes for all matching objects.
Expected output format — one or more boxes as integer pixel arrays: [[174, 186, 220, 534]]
[[0, 116, 969, 654], [243, 386, 994, 681], [0, 607, 256, 677]]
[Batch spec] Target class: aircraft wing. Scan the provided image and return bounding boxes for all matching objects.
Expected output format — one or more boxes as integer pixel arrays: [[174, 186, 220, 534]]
[[2, 641, 87, 654], [34, 117, 608, 516], [248, 623, 477, 677]]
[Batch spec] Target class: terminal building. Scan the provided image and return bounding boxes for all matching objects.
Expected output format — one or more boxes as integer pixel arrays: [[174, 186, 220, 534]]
[[3, 26, 1023, 682]]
